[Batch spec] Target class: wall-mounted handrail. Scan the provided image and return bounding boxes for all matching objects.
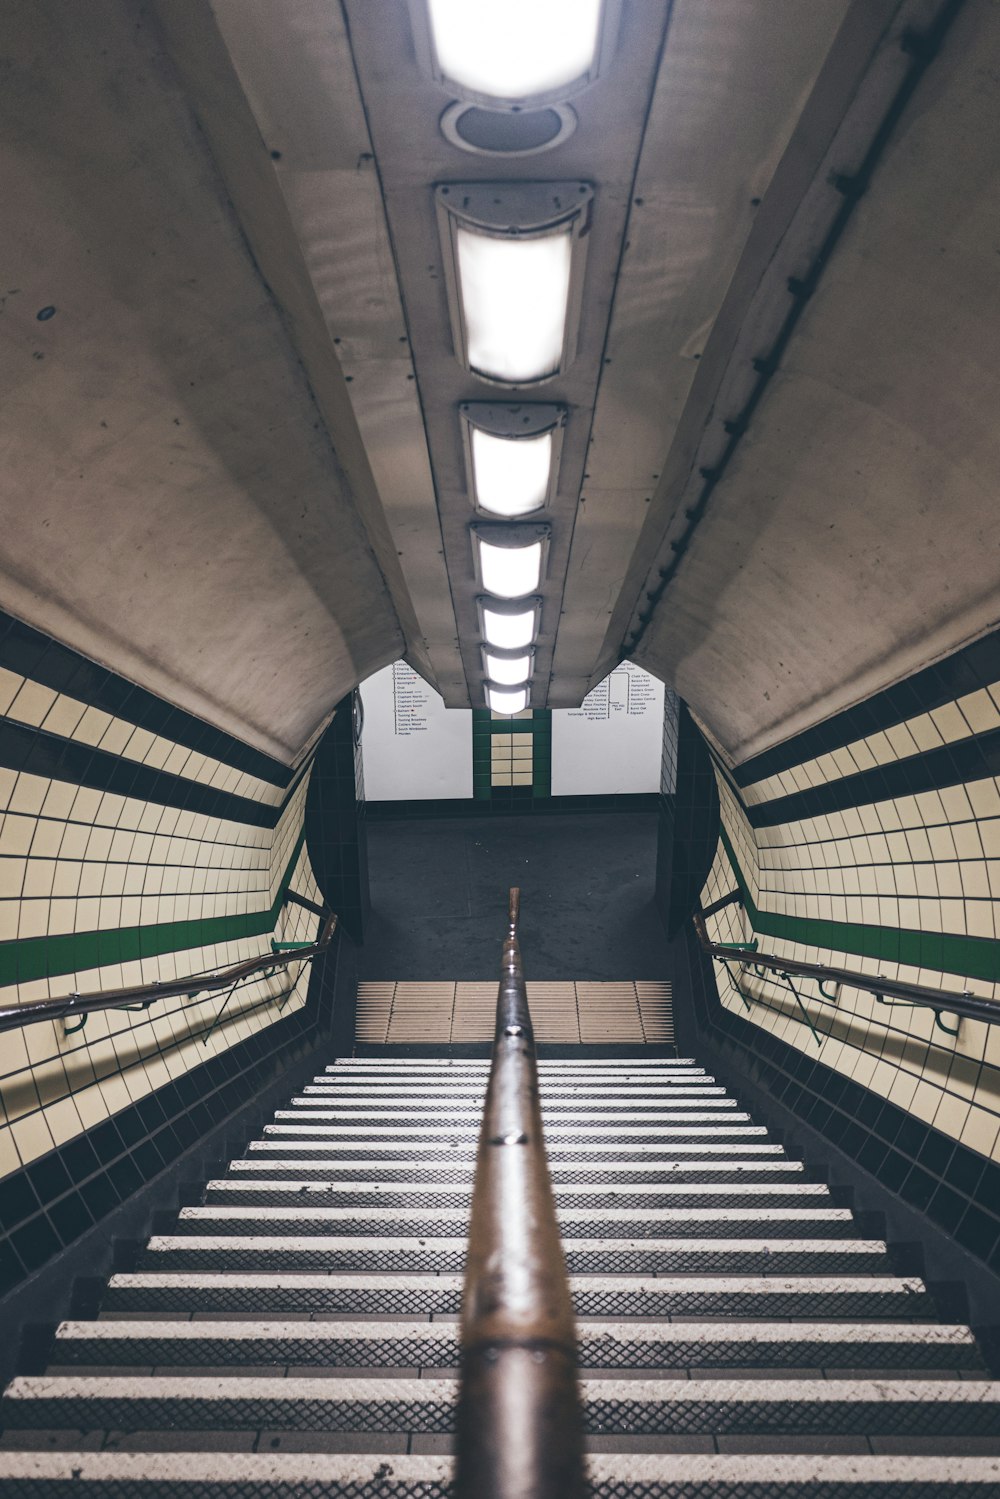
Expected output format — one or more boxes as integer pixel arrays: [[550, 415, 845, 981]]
[[0, 900, 337, 1036], [693, 910, 998, 1029], [455, 887, 586, 1499]]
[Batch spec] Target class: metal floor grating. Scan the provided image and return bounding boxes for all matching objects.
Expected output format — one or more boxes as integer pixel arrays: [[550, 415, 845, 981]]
[[2, 1052, 998, 1496]]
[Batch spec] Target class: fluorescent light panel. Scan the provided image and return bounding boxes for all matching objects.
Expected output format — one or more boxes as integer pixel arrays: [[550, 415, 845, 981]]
[[427, 0, 603, 103], [488, 685, 529, 715], [485, 652, 531, 686], [477, 539, 542, 598], [457, 224, 572, 384], [472, 427, 552, 516], [482, 604, 536, 650]]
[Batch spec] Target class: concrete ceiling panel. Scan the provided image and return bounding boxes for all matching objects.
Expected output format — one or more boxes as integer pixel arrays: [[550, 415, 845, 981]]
[[630, 0, 1000, 762], [0, 0, 405, 762], [549, 0, 853, 705]]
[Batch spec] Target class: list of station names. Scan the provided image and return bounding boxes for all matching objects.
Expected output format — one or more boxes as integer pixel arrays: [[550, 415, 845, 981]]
[[570, 665, 658, 721], [390, 662, 432, 735]]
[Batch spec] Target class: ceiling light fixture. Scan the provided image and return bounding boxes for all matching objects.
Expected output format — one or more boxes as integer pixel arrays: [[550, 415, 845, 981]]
[[473, 428, 551, 516], [438, 183, 593, 386], [484, 651, 532, 686], [477, 538, 542, 598], [458, 225, 570, 384], [479, 597, 541, 651], [487, 685, 529, 716], [462, 402, 565, 518], [421, 0, 612, 108]]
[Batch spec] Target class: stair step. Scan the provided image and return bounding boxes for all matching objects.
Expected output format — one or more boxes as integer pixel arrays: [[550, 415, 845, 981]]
[[303, 1084, 725, 1097], [262, 1123, 766, 1140], [275, 1107, 748, 1122], [48, 1319, 982, 1373], [4, 1375, 1000, 1439], [101, 1272, 935, 1321], [170, 1205, 857, 1241], [327, 1060, 696, 1070], [291, 1096, 737, 1112], [229, 1157, 809, 1184], [248, 1138, 785, 1159], [135, 1235, 890, 1275], [202, 1179, 831, 1209], [2, 1451, 999, 1497]]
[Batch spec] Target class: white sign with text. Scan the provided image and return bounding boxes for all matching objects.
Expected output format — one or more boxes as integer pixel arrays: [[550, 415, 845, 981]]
[[360, 662, 473, 801]]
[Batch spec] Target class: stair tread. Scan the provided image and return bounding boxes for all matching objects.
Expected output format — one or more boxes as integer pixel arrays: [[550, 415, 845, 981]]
[[54, 1319, 975, 1345], [2, 1450, 999, 1488]]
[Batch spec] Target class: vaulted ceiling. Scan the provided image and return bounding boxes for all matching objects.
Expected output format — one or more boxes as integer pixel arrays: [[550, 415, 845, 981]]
[[2, 0, 997, 766]]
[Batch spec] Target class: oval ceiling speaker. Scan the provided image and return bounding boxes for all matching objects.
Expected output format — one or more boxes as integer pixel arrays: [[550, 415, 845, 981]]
[[441, 101, 576, 157]]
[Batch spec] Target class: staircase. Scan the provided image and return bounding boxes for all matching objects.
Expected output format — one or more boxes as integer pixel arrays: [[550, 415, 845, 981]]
[[2, 1055, 999, 1495]]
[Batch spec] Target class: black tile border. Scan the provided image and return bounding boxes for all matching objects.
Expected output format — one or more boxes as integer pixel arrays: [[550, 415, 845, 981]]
[[366, 793, 661, 821], [740, 722, 1000, 827], [0, 608, 291, 787], [0, 719, 281, 829], [670, 922, 1000, 1328], [734, 621, 1000, 786], [0, 1025, 348, 1391], [0, 927, 349, 1308]]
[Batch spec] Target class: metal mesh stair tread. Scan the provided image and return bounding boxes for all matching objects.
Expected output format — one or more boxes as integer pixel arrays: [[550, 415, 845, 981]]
[[100, 1272, 936, 1322], [6, 1375, 1000, 1438], [47, 1319, 981, 1373], [3, 1052, 995, 1485], [248, 1138, 785, 1155], [4, 1450, 1000, 1496]]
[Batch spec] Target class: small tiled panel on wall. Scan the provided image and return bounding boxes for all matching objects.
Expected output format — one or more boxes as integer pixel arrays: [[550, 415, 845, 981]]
[[357, 980, 673, 1045], [0, 609, 331, 1297], [473, 708, 551, 804], [692, 623, 1000, 1272]]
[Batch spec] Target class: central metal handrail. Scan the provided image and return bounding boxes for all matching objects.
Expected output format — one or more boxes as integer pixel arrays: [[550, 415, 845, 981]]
[[455, 888, 586, 1499]]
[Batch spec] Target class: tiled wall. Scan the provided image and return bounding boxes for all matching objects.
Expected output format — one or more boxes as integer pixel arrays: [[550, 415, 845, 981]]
[[693, 624, 1000, 1271], [0, 610, 331, 1297]]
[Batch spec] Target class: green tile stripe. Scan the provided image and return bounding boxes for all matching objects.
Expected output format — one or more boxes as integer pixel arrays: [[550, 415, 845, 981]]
[[532, 710, 552, 798], [0, 830, 310, 991], [717, 825, 1000, 985]]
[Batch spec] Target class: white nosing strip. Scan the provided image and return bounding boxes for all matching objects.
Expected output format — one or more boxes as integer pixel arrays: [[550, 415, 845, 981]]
[[327, 1060, 696, 1069], [54, 1318, 973, 1347], [208, 1179, 827, 1200], [143, 1235, 886, 1256], [10, 1374, 992, 1405], [178, 1205, 853, 1226], [246, 1140, 784, 1155], [107, 1272, 923, 1296], [2, 1454, 999, 1486], [3, 1374, 455, 1403], [262, 1125, 767, 1138], [303, 1084, 719, 1096], [276, 1108, 746, 1122], [229, 1157, 801, 1174]]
